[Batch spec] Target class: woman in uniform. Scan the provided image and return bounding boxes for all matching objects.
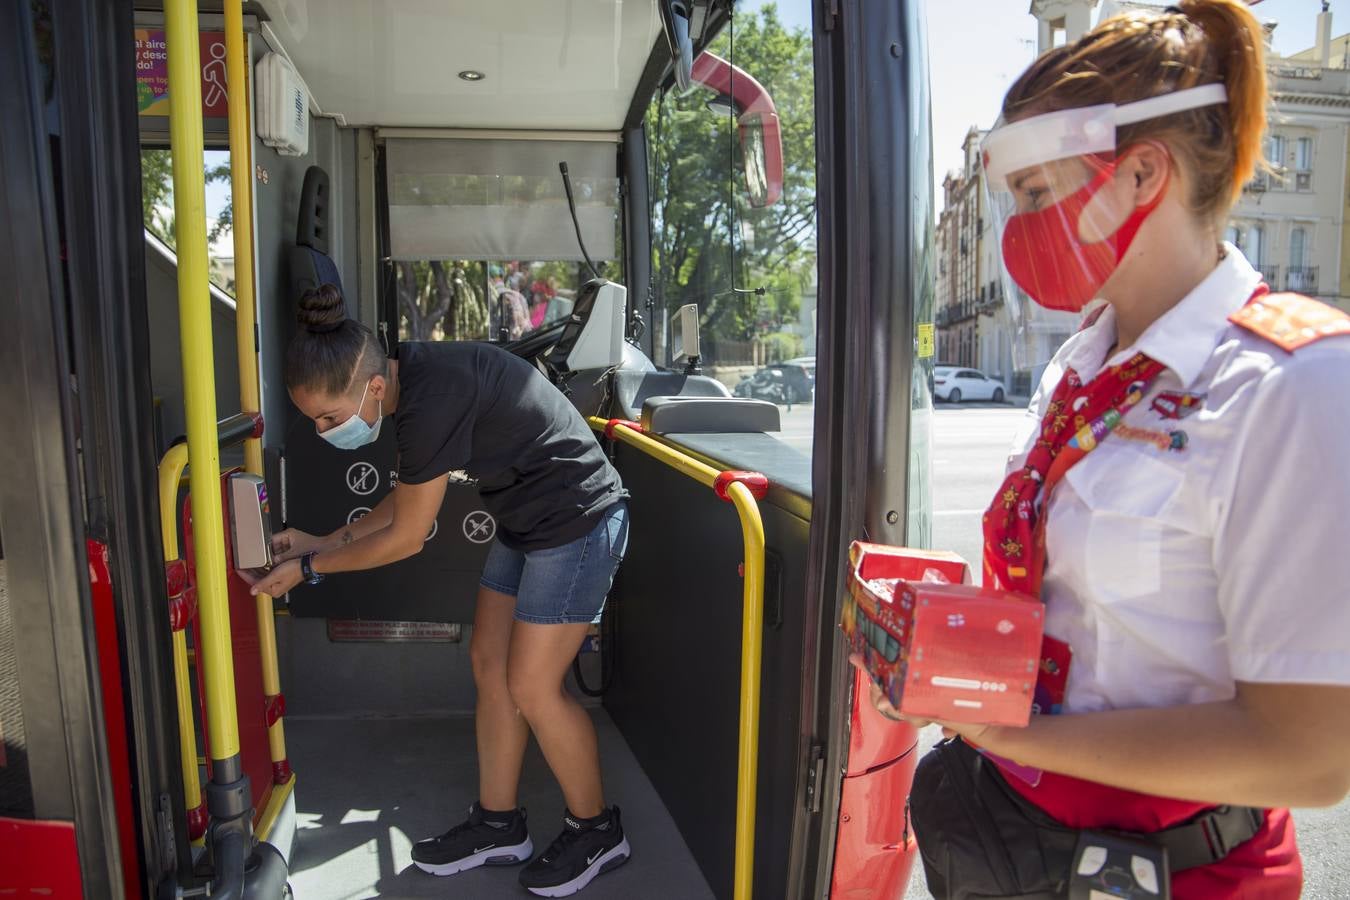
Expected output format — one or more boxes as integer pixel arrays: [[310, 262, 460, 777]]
[[247, 284, 631, 897], [882, 2, 1350, 897]]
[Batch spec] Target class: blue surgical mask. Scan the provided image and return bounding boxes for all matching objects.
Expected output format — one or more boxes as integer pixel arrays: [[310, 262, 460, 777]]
[[320, 379, 383, 450]]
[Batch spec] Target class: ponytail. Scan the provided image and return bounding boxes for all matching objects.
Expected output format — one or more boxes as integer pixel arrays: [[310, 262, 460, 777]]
[[286, 284, 386, 397], [1178, 0, 1268, 204]]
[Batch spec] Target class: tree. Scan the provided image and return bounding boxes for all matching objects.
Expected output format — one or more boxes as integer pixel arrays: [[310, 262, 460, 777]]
[[647, 4, 817, 363], [140, 149, 235, 292], [396, 260, 489, 342]]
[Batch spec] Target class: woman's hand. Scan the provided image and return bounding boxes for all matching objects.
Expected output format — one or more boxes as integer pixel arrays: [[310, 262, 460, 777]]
[[243, 558, 304, 598], [271, 528, 322, 564], [848, 653, 929, 726]]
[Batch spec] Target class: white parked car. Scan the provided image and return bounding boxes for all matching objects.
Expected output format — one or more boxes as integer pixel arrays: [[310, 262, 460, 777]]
[[934, 366, 1006, 404]]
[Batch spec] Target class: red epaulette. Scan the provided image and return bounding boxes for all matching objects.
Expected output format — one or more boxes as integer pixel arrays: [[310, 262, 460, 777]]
[[1228, 292, 1350, 352]]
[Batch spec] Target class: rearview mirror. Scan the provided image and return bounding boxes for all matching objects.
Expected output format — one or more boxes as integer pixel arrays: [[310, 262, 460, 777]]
[[691, 52, 783, 208], [660, 1, 695, 90]]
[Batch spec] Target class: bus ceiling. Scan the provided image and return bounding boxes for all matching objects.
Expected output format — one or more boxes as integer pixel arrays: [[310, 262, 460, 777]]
[[248, 0, 673, 132]]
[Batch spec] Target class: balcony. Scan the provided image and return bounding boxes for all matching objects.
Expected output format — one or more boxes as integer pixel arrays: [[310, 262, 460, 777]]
[[976, 281, 1003, 314], [1286, 266, 1319, 294], [1257, 264, 1279, 287], [935, 298, 978, 327]]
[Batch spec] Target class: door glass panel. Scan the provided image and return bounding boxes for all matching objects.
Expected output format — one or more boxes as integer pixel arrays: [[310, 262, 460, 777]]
[[648, 0, 818, 458]]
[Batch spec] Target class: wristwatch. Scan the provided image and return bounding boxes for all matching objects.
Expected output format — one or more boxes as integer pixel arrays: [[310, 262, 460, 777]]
[[300, 551, 325, 585]]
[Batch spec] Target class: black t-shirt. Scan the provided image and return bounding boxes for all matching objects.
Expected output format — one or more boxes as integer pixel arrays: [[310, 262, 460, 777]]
[[394, 341, 626, 551]]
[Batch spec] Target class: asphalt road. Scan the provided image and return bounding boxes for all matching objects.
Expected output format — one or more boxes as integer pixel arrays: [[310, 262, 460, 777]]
[[778, 401, 1350, 898]]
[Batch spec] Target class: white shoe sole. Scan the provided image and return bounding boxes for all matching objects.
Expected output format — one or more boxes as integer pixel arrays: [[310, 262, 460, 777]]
[[413, 836, 534, 876], [524, 837, 631, 897]]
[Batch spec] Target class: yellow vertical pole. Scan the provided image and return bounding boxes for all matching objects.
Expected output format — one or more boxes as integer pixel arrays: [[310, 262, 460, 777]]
[[165, 0, 241, 762], [224, 0, 289, 783]]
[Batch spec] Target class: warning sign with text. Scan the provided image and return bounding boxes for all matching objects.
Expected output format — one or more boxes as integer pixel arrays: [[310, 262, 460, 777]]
[[327, 620, 463, 643], [135, 29, 230, 118]]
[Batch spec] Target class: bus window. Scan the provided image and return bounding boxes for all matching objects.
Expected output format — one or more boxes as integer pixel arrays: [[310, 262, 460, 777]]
[[394, 258, 622, 344], [647, 1, 817, 457], [384, 136, 623, 344], [140, 149, 236, 294]]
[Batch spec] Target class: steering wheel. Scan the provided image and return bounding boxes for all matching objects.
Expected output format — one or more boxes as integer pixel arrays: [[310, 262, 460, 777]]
[[501, 321, 568, 362]]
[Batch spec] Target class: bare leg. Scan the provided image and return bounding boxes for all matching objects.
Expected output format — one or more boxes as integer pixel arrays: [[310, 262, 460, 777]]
[[506, 621, 604, 818], [470, 586, 530, 811]]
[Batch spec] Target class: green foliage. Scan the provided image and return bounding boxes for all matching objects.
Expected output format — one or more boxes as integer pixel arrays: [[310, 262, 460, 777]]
[[141, 149, 176, 246], [396, 260, 489, 342], [140, 150, 235, 294], [761, 330, 804, 362], [648, 4, 816, 358]]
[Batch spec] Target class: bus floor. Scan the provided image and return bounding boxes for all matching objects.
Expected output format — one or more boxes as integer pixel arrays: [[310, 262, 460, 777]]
[[285, 707, 715, 899]]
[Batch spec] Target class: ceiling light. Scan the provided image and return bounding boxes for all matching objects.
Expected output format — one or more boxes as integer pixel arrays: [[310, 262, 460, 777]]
[[458, 70, 486, 82]]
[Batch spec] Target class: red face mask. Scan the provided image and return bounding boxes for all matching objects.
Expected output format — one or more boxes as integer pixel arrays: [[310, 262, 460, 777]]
[[1001, 160, 1165, 312]]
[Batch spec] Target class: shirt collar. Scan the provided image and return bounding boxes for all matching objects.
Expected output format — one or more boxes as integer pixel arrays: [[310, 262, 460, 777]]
[[1079, 244, 1262, 389]]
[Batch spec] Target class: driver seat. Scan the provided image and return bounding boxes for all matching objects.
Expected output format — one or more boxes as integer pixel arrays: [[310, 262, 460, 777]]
[[289, 166, 343, 299]]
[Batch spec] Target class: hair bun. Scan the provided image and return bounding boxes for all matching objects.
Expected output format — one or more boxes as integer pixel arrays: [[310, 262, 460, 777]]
[[297, 283, 348, 334]]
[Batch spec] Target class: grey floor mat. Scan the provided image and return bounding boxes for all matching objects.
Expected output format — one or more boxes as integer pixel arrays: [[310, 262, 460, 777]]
[[285, 709, 715, 899]]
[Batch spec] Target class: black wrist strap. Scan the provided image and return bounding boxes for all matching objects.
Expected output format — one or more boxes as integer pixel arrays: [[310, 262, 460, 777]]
[[300, 552, 324, 584]]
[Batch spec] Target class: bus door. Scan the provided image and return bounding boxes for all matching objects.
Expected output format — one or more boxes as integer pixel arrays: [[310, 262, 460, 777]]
[[1, 1, 199, 896]]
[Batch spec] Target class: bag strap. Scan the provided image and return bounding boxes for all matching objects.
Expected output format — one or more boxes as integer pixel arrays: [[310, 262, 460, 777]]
[[1155, 804, 1266, 872]]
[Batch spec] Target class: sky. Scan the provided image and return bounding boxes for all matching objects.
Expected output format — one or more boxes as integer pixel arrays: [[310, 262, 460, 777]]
[[926, 0, 1350, 206]]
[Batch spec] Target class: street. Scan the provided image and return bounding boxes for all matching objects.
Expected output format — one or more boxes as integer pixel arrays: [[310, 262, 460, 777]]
[[780, 402, 1350, 899]]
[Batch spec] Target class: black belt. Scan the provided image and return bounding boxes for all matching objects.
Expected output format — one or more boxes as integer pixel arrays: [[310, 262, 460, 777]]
[[1151, 803, 1266, 871]]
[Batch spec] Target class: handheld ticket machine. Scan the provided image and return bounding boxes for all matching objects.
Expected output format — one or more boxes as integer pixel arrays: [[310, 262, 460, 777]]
[[228, 472, 274, 576]]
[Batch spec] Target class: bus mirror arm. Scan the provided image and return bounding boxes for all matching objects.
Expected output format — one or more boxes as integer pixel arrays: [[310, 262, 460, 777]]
[[659, 1, 695, 90]]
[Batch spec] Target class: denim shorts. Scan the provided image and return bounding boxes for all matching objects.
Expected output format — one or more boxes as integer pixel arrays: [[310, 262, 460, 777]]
[[479, 502, 629, 625]]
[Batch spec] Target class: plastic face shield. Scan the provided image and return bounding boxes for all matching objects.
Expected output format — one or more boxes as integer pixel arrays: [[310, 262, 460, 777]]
[[980, 84, 1227, 370]]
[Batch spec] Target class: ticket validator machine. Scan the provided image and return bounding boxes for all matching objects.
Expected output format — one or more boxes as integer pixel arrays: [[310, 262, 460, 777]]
[[228, 472, 274, 575]]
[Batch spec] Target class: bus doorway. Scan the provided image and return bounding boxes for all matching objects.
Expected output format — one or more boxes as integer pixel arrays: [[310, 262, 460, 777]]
[[0, 1, 934, 898]]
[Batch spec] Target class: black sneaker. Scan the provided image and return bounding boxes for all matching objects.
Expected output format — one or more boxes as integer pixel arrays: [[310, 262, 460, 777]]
[[518, 807, 631, 897], [411, 802, 534, 877]]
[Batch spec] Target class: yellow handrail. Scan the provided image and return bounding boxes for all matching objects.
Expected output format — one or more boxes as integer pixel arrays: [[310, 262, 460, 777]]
[[224, 0, 290, 786], [166, 0, 241, 762], [158, 444, 205, 846], [587, 418, 767, 900]]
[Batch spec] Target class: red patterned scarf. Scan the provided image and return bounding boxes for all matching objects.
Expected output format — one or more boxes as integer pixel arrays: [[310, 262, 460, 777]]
[[982, 352, 1167, 595]]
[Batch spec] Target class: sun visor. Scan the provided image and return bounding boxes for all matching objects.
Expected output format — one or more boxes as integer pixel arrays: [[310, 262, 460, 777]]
[[385, 138, 619, 262]]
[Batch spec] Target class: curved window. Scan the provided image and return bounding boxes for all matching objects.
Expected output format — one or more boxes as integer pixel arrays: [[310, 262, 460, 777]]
[[646, 0, 818, 458]]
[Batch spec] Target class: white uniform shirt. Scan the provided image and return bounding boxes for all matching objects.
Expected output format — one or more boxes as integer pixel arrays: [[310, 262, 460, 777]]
[[1009, 245, 1350, 713]]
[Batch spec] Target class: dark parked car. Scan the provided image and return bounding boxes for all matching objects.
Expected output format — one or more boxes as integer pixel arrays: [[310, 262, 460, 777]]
[[734, 362, 814, 404]]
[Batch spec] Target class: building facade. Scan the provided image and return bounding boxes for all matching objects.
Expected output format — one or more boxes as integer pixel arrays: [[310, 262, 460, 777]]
[[935, 128, 1012, 379], [935, 1, 1350, 398], [1231, 13, 1350, 310]]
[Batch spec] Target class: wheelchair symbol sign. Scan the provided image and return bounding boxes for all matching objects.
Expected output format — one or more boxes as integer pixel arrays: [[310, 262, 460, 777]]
[[346, 462, 380, 496], [463, 511, 496, 544]]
